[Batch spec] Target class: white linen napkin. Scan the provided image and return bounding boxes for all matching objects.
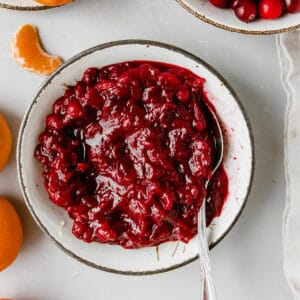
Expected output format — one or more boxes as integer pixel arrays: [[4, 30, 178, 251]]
[[276, 29, 300, 299]]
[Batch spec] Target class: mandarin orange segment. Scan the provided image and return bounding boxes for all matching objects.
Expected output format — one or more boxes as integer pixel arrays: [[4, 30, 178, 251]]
[[0, 113, 12, 172], [12, 24, 63, 76], [34, 0, 73, 6], [0, 198, 23, 272]]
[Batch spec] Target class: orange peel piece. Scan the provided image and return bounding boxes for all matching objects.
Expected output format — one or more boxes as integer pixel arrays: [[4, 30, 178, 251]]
[[34, 0, 74, 6], [12, 24, 63, 76], [0, 197, 23, 272], [0, 113, 12, 172]]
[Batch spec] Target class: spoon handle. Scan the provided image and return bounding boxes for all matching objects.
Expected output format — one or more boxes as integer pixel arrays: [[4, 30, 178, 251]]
[[199, 202, 217, 300], [200, 262, 216, 300]]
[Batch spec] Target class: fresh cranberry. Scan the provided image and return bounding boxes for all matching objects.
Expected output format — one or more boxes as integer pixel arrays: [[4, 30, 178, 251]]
[[209, 0, 230, 8], [35, 61, 229, 249], [285, 0, 300, 12], [259, 0, 283, 19], [234, 0, 258, 22], [231, 0, 240, 9]]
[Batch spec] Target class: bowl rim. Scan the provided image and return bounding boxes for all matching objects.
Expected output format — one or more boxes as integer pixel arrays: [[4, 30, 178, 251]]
[[0, 3, 49, 10], [0, 0, 73, 11], [17, 39, 255, 275], [177, 0, 300, 35]]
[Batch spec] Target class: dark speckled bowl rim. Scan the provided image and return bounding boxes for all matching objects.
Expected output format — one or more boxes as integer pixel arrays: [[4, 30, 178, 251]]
[[177, 0, 300, 35], [0, 1, 73, 10], [17, 39, 255, 276]]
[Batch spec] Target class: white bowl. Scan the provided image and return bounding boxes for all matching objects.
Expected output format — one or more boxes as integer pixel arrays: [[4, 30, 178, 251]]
[[178, 0, 300, 34], [17, 40, 254, 274]]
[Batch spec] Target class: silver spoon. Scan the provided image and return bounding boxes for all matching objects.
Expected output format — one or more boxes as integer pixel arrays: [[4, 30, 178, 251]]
[[198, 103, 224, 300]]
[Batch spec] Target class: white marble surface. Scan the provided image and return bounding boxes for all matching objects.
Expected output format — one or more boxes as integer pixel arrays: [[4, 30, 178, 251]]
[[0, 0, 292, 299]]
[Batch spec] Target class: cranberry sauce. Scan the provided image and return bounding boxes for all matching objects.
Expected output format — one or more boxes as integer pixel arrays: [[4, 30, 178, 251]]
[[206, 166, 229, 226], [35, 61, 228, 249]]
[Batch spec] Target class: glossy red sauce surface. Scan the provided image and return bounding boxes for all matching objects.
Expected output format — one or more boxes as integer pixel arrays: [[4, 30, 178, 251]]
[[35, 61, 228, 249], [206, 166, 229, 226]]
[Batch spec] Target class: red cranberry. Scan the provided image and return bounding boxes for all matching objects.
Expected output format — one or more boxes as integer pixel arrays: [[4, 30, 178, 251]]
[[130, 80, 142, 100], [74, 82, 86, 99], [82, 67, 99, 85], [72, 220, 86, 238], [64, 88, 74, 99], [159, 73, 180, 92], [95, 222, 117, 242], [234, 0, 258, 22], [85, 88, 103, 109], [176, 88, 190, 102], [66, 102, 86, 119], [259, 0, 283, 18], [46, 114, 63, 130], [231, 0, 240, 9], [52, 96, 65, 114], [76, 162, 89, 173], [285, 0, 300, 12], [209, 0, 230, 7], [82, 227, 93, 243], [39, 132, 55, 147]]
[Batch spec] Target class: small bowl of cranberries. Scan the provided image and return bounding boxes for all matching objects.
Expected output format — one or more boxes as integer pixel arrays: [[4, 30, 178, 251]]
[[178, 0, 300, 34], [17, 40, 253, 274]]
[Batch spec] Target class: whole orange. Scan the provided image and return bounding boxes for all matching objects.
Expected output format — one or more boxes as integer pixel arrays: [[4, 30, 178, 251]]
[[0, 114, 12, 171], [0, 198, 23, 271]]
